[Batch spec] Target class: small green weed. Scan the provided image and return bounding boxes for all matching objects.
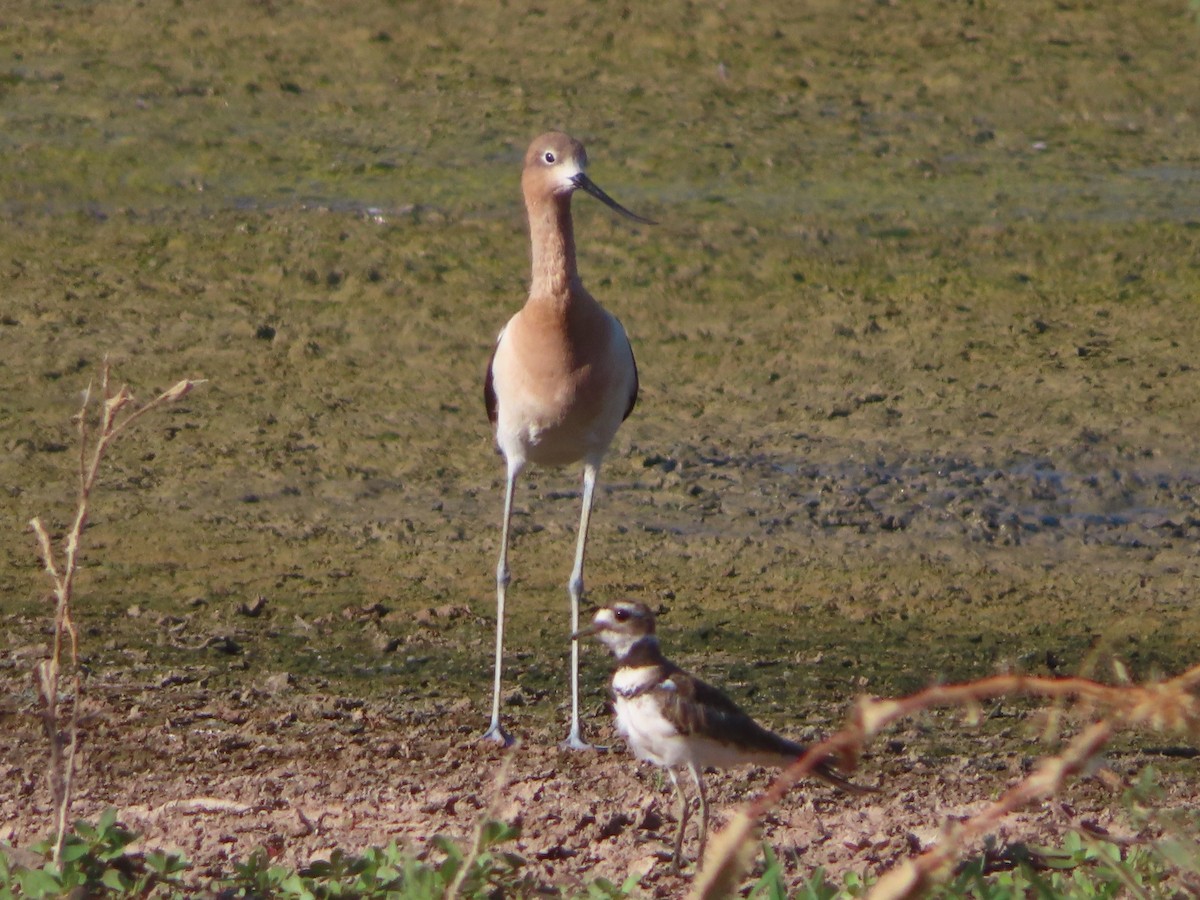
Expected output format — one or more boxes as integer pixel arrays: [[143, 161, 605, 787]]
[[3, 804, 1195, 898], [0, 808, 189, 899], [932, 832, 1183, 899], [751, 849, 871, 900], [742, 815, 1193, 899], [1, 812, 603, 899], [215, 819, 537, 898], [580, 873, 643, 899]]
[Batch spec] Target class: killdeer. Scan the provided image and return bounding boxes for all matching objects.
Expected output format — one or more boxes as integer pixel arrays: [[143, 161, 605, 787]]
[[483, 133, 654, 749], [573, 600, 875, 870]]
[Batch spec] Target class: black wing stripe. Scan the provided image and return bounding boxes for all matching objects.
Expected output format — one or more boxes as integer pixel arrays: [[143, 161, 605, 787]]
[[484, 343, 499, 425], [623, 346, 638, 421]]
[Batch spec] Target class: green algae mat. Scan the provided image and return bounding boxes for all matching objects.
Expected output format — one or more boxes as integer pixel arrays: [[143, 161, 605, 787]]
[[3, 0, 1199, 742]]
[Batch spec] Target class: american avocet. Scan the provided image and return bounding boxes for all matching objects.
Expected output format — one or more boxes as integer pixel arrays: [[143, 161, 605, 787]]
[[483, 132, 653, 749]]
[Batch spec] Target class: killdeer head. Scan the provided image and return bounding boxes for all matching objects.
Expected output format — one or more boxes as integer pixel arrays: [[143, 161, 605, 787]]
[[572, 600, 657, 661]]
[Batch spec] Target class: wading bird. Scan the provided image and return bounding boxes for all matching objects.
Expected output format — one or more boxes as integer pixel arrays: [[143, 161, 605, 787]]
[[574, 600, 876, 869], [483, 132, 653, 749]]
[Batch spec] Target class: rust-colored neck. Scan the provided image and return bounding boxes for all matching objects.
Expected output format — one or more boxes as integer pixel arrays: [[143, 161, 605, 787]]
[[527, 192, 582, 302]]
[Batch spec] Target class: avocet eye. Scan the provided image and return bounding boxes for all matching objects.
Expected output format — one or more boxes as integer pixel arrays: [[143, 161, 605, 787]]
[[543, 150, 556, 164]]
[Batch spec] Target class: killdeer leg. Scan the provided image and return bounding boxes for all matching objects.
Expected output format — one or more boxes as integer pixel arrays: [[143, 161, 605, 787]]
[[688, 763, 709, 862], [561, 462, 600, 751], [483, 463, 520, 746], [667, 768, 692, 872]]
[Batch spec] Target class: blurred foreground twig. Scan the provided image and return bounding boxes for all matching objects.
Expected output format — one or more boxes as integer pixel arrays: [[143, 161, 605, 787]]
[[692, 665, 1200, 899]]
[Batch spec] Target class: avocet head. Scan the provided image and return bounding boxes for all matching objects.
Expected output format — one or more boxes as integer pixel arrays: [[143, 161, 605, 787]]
[[522, 131, 654, 224]]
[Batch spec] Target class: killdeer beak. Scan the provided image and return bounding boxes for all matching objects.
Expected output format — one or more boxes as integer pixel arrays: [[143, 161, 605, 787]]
[[570, 623, 601, 641], [571, 172, 657, 225]]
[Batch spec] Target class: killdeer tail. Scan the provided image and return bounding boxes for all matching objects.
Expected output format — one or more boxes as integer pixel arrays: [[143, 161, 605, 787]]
[[778, 734, 878, 795], [812, 757, 879, 795]]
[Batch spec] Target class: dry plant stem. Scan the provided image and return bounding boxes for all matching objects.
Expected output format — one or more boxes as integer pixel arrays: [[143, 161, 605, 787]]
[[29, 361, 201, 864], [30, 518, 80, 869], [446, 748, 518, 900], [767, 669, 1200, 836], [689, 811, 758, 900], [865, 721, 1114, 900], [693, 667, 1200, 899]]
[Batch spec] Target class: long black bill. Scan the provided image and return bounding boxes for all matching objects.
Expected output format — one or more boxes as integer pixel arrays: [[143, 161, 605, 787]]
[[572, 172, 656, 225]]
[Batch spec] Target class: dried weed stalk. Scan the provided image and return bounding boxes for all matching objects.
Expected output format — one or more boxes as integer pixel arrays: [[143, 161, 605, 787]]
[[691, 664, 1200, 900], [30, 360, 202, 863], [446, 749, 518, 900]]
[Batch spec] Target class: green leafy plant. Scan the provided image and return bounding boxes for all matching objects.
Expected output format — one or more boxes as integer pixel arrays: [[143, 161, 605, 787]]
[[581, 873, 644, 899], [0, 808, 189, 899], [437, 819, 533, 898], [748, 845, 788, 900], [221, 848, 297, 898], [215, 819, 536, 899], [930, 835, 1184, 900]]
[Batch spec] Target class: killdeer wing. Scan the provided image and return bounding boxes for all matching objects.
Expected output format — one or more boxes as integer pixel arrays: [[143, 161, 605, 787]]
[[656, 664, 878, 794], [655, 665, 806, 759]]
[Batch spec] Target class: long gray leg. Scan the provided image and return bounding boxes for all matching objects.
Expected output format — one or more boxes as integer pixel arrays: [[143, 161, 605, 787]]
[[688, 764, 709, 862], [562, 462, 599, 750], [482, 462, 520, 745], [668, 768, 692, 873]]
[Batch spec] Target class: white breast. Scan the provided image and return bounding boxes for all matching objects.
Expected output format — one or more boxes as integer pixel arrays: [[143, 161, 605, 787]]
[[490, 309, 634, 469], [613, 693, 689, 768]]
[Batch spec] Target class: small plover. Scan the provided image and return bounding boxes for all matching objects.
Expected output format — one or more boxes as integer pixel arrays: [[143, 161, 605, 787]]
[[574, 600, 875, 869]]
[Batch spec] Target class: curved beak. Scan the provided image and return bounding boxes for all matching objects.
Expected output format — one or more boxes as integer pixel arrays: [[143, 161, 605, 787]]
[[571, 173, 656, 225]]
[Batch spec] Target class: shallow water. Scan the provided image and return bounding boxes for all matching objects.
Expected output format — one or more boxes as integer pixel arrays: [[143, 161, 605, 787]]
[[697, 449, 1200, 550]]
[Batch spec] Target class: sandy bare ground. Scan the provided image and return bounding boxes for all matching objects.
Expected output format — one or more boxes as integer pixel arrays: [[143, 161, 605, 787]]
[[3, 679, 1197, 896]]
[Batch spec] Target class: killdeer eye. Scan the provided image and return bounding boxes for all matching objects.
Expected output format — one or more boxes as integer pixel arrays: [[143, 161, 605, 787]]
[[613, 608, 630, 622], [543, 150, 556, 164]]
